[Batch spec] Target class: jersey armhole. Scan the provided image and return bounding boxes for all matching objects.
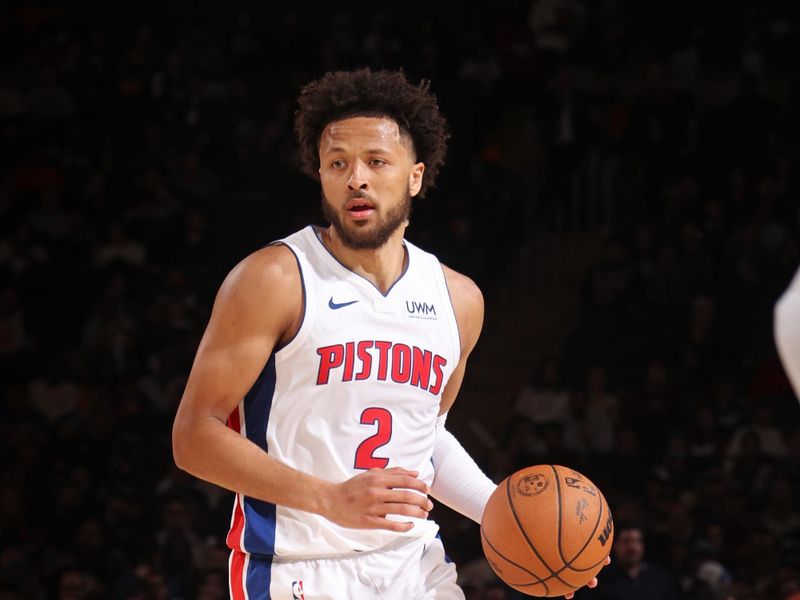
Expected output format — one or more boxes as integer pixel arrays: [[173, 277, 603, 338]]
[[438, 263, 463, 367], [270, 241, 314, 358]]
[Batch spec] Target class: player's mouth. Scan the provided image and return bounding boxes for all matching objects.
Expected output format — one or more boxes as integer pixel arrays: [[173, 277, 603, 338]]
[[345, 198, 376, 219]]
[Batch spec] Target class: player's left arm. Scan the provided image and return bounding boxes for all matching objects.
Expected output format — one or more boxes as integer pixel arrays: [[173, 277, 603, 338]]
[[437, 266, 609, 599], [429, 266, 497, 524]]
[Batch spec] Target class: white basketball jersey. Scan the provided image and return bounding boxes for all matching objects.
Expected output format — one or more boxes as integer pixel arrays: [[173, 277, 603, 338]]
[[226, 225, 461, 558]]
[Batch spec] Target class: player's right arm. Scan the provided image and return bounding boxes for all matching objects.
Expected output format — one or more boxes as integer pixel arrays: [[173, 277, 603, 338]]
[[172, 245, 431, 532]]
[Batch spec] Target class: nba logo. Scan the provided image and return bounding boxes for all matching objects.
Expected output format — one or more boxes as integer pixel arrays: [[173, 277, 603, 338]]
[[291, 581, 305, 600]]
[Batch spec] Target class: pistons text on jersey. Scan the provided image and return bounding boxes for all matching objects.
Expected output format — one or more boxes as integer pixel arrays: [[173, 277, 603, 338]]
[[316, 341, 447, 395]]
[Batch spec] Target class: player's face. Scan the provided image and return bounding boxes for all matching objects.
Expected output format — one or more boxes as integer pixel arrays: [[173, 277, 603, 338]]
[[318, 116, 424, 250]]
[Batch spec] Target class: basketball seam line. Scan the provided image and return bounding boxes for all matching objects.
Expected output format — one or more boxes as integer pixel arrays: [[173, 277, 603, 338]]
[[553, 465, 607, 572], [555, 465, 566, 566], [506, 473, 577, 590], [480, 525, 549, 593]]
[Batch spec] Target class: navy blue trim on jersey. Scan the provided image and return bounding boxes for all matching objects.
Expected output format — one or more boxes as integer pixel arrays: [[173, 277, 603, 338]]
[[242, 355, 277, 556], [435, 533, 454, 564], [438, 264, 462, 353], [246, 553, 273, 598], [268, 241, 306, 352], [309, 225, 410, 298]]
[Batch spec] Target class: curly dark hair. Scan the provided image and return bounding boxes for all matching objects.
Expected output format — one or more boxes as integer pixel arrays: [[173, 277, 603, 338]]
[[294, 68, 449, 198]]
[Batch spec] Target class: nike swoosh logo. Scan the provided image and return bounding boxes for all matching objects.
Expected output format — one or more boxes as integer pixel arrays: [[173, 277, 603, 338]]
[[328, 297, 359, 310]]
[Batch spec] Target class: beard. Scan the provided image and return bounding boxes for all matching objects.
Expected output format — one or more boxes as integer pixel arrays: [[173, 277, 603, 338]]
[[321, 187, 412, 250]]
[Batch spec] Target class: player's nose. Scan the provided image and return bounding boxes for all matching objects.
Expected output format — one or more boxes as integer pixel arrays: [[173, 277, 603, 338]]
[[347, 161, 368, 190]]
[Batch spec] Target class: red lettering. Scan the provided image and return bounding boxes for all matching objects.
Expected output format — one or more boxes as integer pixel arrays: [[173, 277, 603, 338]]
[[391, 343, 412, 383], [410, 347, 433, 390], [343, 341, 355, 382], [317, 341, 446, 395], [355, 340, 373, 380], [316, 344, 344, 385], [354, 407, 393, 470], [428, 354, 448, 395], [374, 341, 392, 381]]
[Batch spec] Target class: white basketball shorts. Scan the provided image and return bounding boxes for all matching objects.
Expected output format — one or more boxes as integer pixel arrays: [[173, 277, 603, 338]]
[[229, 534, 464, 599]]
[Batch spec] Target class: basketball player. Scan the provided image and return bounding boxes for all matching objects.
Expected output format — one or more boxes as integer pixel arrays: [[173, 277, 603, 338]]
[[776, 265, 800, 400], [172, 68, 605, 599]]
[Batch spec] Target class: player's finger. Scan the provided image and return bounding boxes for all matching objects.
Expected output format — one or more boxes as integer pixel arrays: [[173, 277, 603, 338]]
[[381, 489, 433, 510], [605, 555, 611, 565], [587, 577, 598, 588], [382, 474, 429, 494], [381, 502, 430, 519], [368, 516, 415, 532]]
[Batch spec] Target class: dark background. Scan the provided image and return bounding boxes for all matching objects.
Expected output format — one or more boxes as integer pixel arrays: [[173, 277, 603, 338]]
[[1, 1, 799, 598]]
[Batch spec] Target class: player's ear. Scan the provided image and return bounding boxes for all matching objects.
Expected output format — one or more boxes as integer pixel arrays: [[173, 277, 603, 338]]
[[409, 162, 424, 197]]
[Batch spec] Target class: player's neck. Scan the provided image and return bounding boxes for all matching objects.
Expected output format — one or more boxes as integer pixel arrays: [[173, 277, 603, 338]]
[[322, 225, 407, 294]]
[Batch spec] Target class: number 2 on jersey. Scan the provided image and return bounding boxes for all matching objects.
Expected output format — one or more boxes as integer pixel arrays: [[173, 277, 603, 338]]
[[354, 407, 392, 469]]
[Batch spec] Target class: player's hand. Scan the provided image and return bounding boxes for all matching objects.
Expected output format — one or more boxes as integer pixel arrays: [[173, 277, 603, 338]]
[[563, 555, 611, 599], [323, 467, 433, 532]]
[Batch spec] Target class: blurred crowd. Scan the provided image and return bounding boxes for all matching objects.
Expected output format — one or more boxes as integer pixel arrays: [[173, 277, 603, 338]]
[[1, 1, 799, 599]]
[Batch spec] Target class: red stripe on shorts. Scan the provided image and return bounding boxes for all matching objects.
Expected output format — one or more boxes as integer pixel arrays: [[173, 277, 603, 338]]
[[227, 493, 246, 551], [230, 550, 246, 600]]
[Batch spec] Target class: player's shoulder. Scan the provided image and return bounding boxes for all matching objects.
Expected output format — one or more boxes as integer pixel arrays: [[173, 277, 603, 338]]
[[441, 264, 484, 315], [441, 264, 484, 350], [221, 243, 301, 298]]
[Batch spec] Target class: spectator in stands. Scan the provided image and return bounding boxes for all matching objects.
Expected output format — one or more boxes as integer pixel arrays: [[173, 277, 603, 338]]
[[575, 521, 683, 599], [514, 357, 570, 425]]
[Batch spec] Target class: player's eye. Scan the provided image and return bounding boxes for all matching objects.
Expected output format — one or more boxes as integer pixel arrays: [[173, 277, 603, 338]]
[[331, 159, 345, 169], [369, 158, 386, 167]]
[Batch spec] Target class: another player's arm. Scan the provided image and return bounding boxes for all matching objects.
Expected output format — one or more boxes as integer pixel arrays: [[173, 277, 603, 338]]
[[172, 245, 431, 532], [776, 265, 800, 400]]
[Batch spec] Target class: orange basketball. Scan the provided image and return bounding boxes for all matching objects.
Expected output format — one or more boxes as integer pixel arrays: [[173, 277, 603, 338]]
[[480, 464, 614, 597]]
